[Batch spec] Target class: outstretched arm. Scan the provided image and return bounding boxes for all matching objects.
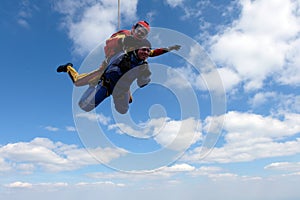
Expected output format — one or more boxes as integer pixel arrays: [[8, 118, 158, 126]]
[[149, 45, 181, 57]]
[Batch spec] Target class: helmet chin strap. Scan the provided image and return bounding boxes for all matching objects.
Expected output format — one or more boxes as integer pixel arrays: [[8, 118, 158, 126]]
[[133, 49, 139, 60]]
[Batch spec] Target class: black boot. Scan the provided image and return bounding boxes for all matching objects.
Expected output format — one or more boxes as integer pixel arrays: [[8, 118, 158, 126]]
[[57, 63, 73, 73]]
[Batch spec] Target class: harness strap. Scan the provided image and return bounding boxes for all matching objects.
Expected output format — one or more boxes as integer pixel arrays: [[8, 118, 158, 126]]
[[100, 75, 111, 96]]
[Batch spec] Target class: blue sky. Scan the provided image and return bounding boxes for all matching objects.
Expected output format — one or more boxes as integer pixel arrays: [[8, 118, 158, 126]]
[[1, 0, 300, 199]]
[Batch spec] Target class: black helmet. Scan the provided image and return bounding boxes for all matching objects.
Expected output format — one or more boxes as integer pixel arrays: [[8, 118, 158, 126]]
[[136, 39, 151, 49]]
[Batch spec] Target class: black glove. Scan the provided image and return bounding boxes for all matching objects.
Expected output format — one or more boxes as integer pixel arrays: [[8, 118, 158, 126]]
[[119, 53, 131, 73], [123, 36, 139, 52], [168, 45, 181, 51], [138, 63, 151, 77]]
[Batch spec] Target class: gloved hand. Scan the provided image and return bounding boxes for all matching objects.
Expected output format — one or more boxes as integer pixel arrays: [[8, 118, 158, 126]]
[[119, 53, 131, 73], [123, 36, 139, 52], [168, 45, 181, 51]]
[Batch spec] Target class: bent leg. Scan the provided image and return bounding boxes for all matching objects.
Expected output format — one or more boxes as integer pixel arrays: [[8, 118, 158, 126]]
[[113, 90, 130, 114], [67, 66, 103, 87], [74, 61, 108, 86], [58, 61, 107, 87], [78, 84, 108, 112], [106, 71, 130, 114], [137, 63, 151, 88]]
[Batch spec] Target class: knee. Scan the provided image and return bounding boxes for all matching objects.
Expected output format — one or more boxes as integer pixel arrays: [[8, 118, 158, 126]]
[[74, 81, 85, 87], [137, 76, 151, 88], [115, 104, 129, 114], [78, 100, 95, 112], [78, 86, 97, 112], [113, 95, 129, 114]]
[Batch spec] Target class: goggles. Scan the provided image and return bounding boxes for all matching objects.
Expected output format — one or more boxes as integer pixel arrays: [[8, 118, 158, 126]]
[[133, 24, 149, 40], [139, 47, 151, 52]]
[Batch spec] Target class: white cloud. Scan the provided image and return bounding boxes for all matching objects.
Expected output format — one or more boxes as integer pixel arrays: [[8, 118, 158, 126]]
[[108, 117, 168, 138], [5, 181, 33, 188], [164, 43, 231, 94], [75, 181, 125, 187], [4, 180, 125, 191], [3, 175, 300, 200], [222, 112, 300, 139], [165, 0, 184, 8], [76, 112, 111, 125], [44, 126, 59, 132], [279, 37, 300, 85], [202, 67, 241, 93], [265, 162, 300, 172], [188, 166, 243, 180], [163, 163, 195, 172], [165, 64, 230, 94], [279, 95, 300, 113], [86, 163, 260, 184], [15, 163, 35, 174], [184, 111, 300, 163], [248, 92, 300, 114], [54, 0, 138, 56], [209, 0, 300, 90], [17, 18, 30, 29], [154, 118, 202, 151], [0, 158, 12, 172], [76, 181, 125, 187], [108, 117, 202, 151], [190, 166, 223, 176], [16, 0, 39, 29], [5, 181, 69, 190], [44, 125, 76, 132], [249, 92, 277, 108], [63, 146, 126, 166], [0, 137, 126, 172], [65, 126, 76, 131], [164, 65, 199, 90], [88, 163, 196, 180]]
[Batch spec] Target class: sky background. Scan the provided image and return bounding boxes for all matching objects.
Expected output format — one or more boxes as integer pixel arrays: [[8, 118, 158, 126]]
[[1, 0, 300, 199]]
